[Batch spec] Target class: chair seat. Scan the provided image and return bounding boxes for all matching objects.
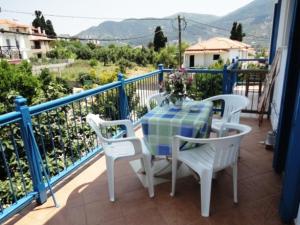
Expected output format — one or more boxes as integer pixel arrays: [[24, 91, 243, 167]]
[[105, 140, 150, 159], [178, 144, 216, 172]]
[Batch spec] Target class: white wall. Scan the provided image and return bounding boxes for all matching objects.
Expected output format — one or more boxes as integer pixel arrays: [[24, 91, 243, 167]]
[[296, 204, 300, 225], [270, 0, 293, 130], [270, 47, 288, 130], [0, 25, 30, 60], [183, 48, 249, 68], [184, 51, 235, 68]]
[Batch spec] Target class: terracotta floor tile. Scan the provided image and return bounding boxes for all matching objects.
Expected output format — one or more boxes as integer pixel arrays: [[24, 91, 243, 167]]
[[97, 217, 128, 225], [85, 200, 123, 225], [48, 205, 87, 225], [125, 207, 167, 225], [4, 118, 285, 225]]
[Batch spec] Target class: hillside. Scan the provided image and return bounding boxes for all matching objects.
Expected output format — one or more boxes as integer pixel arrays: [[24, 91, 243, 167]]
[[77, 0, 274, 47]]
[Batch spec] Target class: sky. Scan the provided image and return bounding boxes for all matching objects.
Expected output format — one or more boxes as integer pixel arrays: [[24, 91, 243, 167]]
[[0, 0, 254, 35]]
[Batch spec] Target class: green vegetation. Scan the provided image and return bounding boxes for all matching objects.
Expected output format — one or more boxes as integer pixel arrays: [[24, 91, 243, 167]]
[[230, 21, 246, 42], [47, 40, 182, 71], [32, 10, 56, 37], [153, 26, 168, 52]]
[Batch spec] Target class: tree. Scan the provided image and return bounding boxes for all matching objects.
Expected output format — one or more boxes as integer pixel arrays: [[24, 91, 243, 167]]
[[45, 20, 56, 37], [236, 23, 245, 42], [230, 22, 238, 40], [32, 10, 56, 37], [32, 11, 43, 29], [153, 26, 167, 52], [230, 21, 245, 42]]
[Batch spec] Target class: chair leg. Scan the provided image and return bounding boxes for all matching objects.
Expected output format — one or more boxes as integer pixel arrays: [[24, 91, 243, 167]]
[[200, 170, 213, 217], [105, 156, 115, 202], [232, 163, 238, 203], [170, 158, 178, 197], [142, 155, 154, 198]]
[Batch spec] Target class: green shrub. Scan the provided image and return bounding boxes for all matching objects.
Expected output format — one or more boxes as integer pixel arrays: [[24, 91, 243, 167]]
[[89, 59, 98, 67]]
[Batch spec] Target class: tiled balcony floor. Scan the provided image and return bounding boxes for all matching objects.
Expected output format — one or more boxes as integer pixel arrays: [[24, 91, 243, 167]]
[[5, 118, 286, 225]]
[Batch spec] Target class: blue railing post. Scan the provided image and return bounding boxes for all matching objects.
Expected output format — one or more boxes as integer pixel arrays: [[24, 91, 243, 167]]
[[14, 96, 47, 204], [118, 73, 129, 119], [158, 64, 164, 92], [222, 65, 229, 94]]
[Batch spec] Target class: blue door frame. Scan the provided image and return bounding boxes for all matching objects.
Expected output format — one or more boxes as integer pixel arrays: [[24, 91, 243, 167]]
[[269, 0, 281, 65], [273, 0, 300, 222]]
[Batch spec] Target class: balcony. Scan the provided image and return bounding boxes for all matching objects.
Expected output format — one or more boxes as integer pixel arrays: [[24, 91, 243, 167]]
[[4, 118, 283, 225], [0, 46, 21, 62], [0, 60, 284, 225]]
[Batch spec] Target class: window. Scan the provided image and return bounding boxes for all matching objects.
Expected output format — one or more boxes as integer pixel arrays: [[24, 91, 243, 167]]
[[34, 41, 41, 49], [6, 39, 11, 48], [16, 39, 20, 48], [213, 54, 220, 60]]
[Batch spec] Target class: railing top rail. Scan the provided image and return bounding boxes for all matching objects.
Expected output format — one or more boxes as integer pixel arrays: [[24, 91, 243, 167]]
[[238, 58, 268, 63], [0, 71, 161, 124], [163, 68, 223, 74], [0, 111, 21, 126], [29, 81, 121, 116], [231, 69, 269, 73], [124, 70, 161, 84]]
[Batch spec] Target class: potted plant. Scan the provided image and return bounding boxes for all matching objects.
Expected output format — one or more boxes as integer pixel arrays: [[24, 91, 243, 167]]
[[164, 68, 193, 107]]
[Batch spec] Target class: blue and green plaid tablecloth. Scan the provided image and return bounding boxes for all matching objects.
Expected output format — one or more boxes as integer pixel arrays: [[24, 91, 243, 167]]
[[141, 101, 213, 155]]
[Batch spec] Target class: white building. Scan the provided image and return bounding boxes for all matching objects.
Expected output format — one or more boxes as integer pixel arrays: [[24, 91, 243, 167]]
[[0, 19, 54, 62], [0, 19, 31, 62], [183, 37, 254, 68]]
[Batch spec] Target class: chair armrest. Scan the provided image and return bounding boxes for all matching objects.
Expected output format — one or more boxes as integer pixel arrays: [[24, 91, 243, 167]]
[[101, 119, 135, 137], [172, 135, 215, 157], [202, 96, 221, 102], [108, 137, 143, 155]]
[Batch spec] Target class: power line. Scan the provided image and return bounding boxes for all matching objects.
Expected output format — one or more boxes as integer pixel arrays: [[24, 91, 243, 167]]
[[1, 8, 174, 21], [0, 27, 160, 42], [186, 18, 269, 40]]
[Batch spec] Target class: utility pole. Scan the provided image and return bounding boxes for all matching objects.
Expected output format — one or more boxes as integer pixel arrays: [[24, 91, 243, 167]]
[[177, 15, 182, 68]]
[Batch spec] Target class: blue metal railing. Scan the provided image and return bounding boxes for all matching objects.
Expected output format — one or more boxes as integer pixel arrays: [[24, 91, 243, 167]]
[[0, 59, 268, 222], [0, 67, 162, 223], [234, 58, 268, 113]]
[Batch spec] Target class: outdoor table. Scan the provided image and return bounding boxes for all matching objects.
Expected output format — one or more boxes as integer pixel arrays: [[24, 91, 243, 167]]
[[141, 100, 213, 156]]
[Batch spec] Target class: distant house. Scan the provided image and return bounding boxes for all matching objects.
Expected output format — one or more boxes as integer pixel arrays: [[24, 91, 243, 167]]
[[29, 27, 54, 59], [0, 19, 31, 63], [183, 37, 255, 68], [0, 19, 54, 62]]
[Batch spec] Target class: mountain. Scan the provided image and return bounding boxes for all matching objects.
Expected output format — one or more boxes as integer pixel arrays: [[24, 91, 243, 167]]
[[77, 0, 274, 47]]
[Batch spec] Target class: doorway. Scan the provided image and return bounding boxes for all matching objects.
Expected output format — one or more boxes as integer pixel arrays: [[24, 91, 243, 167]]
[[189, 55, 195, 68]]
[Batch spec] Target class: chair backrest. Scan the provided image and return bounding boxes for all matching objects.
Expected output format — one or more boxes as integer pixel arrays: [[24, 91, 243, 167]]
[[146, 92, 166, 111], [206, 123, 251, 170], [204, 94, 249, 123], [86, 113, 108, 144]]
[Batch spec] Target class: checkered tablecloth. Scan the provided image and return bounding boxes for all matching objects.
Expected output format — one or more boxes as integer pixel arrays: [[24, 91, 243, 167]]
[[141, 101, 213, 155]]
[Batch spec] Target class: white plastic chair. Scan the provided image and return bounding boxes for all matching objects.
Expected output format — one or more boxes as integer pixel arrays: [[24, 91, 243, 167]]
[[146, 92, 166, 112], [86, 113, 154, 201], [202, 94, 249, 135], [170, 123, 251, 217]]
